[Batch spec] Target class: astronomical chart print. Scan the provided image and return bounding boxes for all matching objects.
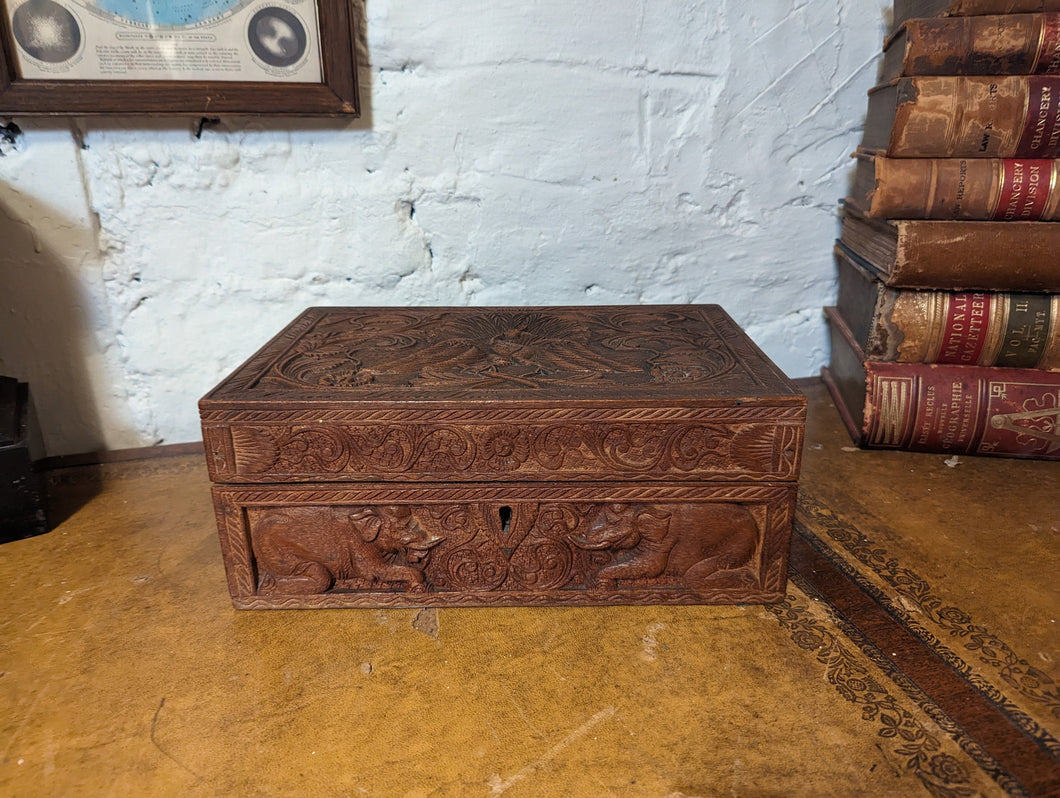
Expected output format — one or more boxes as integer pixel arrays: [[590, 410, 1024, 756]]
[[3, 0, 321, 81]]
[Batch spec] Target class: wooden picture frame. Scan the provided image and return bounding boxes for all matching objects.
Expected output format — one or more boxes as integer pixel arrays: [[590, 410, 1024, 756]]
[[0, 0, 358, 116]]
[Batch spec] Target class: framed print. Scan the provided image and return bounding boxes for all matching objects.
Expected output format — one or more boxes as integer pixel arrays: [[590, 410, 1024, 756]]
[[0, 0, 358, 115]]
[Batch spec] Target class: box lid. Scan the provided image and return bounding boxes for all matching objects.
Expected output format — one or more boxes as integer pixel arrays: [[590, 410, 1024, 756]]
[[201, 306, 802, 407], [199, 306, 806, 484]]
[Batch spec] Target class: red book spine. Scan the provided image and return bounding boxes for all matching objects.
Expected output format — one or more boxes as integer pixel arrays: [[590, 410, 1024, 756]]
[[937, 294, 992, 364], [991, 159, 1055, 220], [1016, 77, 1060, 156], [863, 364, 1060, 458], [1035, 14, 1060, 74]]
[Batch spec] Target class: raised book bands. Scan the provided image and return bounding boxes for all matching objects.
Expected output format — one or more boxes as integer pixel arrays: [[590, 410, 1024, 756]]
[[848, 152, 1060, 220], [892, 0, 1060, 32], [881, 14, 1060, 81], [862, 76, 1060, 158], [834, 243, 1060, 370], [838, 204, 1060, 292]]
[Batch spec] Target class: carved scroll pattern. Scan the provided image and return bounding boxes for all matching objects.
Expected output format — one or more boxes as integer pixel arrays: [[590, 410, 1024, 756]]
[[227, 421, 803, 480], [237, 498, 791, 605]]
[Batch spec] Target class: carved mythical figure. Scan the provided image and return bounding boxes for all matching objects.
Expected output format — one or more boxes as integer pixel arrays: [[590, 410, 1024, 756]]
[[254, 505, 443, 595], [569, 502, 759, 593]]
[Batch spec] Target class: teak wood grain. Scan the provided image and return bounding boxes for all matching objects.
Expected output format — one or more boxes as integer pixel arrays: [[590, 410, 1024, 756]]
[[200, 306, 806, 608]]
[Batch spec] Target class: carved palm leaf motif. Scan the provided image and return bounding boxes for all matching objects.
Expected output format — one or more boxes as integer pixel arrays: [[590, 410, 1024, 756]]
[[390, 310, 640, 388], [263, 326, 371, 389]]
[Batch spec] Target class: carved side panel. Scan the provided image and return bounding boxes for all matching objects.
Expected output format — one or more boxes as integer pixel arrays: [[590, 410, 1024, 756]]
[[211, 494, 257, 599], [213, 483, 795, 608]]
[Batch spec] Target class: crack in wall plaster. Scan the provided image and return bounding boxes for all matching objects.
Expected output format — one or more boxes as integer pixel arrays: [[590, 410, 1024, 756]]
[[68, 120, 106, 252], [0, 202, 41, 253], [464, 59, 726, 80], [0, 122, 23, 156], [395, 177, 439, 288], [797, 51, 881, 127], [733, 28, 841, 123]]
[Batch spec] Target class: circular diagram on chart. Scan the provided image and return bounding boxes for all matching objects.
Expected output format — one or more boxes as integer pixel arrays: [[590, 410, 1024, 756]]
[[246, 6, 307, 68], [11, 0, 82, 63]]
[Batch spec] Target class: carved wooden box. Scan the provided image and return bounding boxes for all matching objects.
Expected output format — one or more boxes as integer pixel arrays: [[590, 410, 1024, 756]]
[[199, 306, 806, 609]]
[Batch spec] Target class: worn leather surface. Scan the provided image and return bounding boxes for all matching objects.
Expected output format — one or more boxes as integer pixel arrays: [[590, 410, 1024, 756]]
[[798, 381, 1060, 763], [0, 382, 1054, 796]]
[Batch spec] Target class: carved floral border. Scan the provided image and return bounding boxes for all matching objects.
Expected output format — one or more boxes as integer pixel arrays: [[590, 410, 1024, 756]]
[[206, 421, 803, 483], [771, 578, 1024, 797], [796, 494, 1060, 758]]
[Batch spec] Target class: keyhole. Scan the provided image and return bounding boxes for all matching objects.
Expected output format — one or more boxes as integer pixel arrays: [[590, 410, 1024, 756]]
[[499, 506, 512, 533]]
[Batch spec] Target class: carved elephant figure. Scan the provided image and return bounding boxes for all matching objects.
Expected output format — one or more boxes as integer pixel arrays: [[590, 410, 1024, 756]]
[[254, 505, 444, 595], [569, 502, 759, 593]]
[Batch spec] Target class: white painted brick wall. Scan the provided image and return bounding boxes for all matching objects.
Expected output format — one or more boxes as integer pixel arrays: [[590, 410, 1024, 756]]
[[0, 0, 891, 456]]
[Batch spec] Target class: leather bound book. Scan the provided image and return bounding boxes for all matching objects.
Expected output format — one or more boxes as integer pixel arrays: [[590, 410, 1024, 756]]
[[862, 76, 1060, 158], [823, 306, 1060, 459], [893, 0, 1060, 31], [834, 243, 1060, 370], [847, 151, 1060, 220], [838, 205, 1060, 291], [881, 14, 1060, 82]]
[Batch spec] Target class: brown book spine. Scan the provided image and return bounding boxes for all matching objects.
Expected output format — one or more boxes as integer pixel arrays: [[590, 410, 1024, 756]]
[[865, 76, 1060, 158], [824, 307, 1060, 459], [883, 14, 1060, 80], [949, 0, 1060, 13], [894, 0, 1060, 25], [835, 244, 1060, 369], [838, 207, 1060, 291], [857, 154, 1060, 220], [891, 220, 1060, 290]]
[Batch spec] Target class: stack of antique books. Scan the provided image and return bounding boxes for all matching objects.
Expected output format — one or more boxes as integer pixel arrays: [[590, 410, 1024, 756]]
[[824, 0, 1060, 460]]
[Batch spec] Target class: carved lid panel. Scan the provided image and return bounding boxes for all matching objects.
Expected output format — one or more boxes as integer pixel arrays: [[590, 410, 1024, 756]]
[[200, 305, 803, 407]]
